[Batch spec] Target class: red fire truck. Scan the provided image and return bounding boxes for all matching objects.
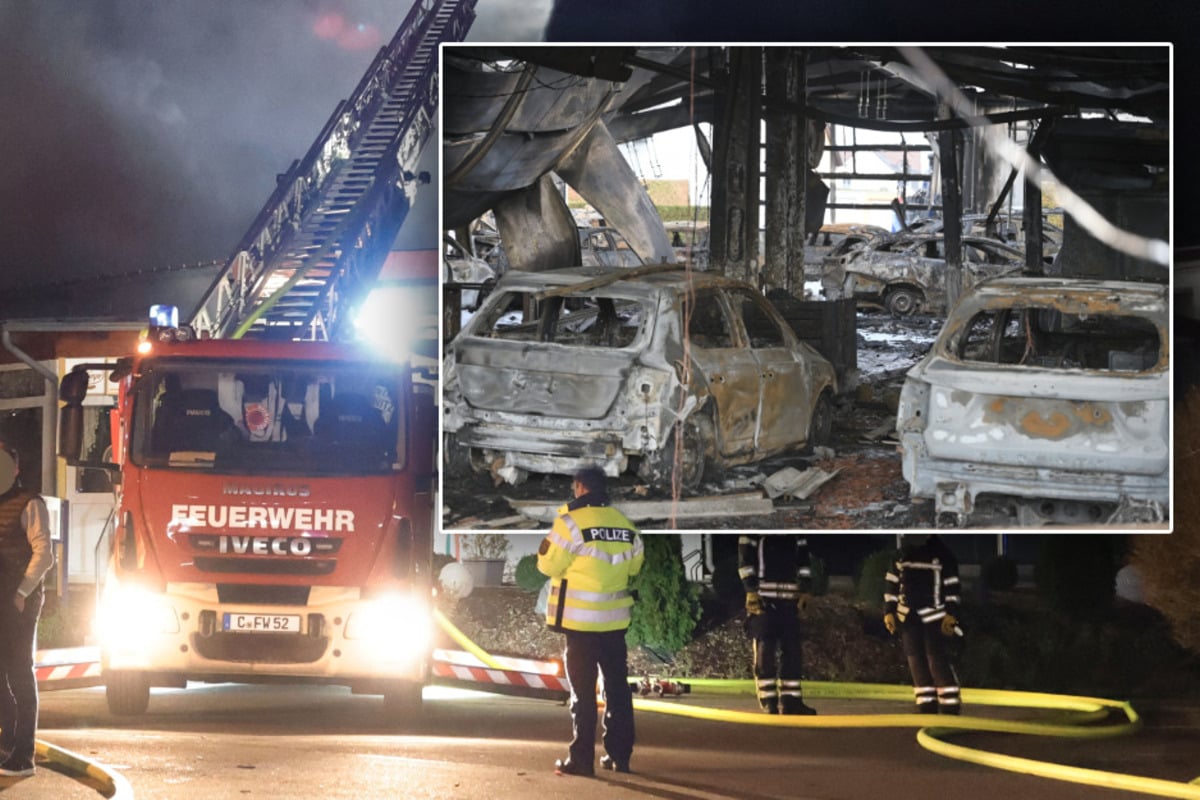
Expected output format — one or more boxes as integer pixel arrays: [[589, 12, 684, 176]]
[[58, 325, 437, 717]]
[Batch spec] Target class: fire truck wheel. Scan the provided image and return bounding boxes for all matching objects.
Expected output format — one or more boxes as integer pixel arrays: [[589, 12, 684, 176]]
[[106, 670, 151, 716], [382, 680, 424, 723]]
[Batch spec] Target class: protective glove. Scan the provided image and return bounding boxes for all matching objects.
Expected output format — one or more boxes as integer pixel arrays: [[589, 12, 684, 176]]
[[796, 593, 812, 615], [883, 612, 897, 635], [940, 614, 959, 637], [745, 591, 764, 615]]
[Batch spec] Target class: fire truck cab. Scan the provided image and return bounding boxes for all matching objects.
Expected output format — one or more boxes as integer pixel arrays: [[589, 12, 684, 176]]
[[59, 322, 436, 717]]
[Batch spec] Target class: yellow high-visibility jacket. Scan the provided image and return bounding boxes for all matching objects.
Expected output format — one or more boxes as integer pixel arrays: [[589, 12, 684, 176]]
[[537, 503, 643, 633]]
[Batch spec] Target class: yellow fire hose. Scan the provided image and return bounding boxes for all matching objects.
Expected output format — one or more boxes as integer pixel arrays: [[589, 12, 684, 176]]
[[434, 611, 1200, 798]]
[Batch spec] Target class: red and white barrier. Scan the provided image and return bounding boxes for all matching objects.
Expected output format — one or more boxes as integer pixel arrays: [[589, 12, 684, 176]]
[[430, 648, 570, 699], [35, 646, 103, 689], [33, 645, 570, 698]]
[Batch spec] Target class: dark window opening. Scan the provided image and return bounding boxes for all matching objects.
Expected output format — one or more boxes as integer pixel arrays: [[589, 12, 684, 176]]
[[957, 307, 1161, 372]]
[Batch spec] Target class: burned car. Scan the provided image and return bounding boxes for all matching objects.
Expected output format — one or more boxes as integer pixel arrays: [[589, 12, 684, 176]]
[[805, 223, 889, 279], [897, 277, 1168, 527], [443, 266, 838, 491], [578, 226, 643, 268], [822, 233, 1025, 316]]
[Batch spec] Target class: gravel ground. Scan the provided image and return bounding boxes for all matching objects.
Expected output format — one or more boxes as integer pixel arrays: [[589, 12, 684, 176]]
[[442, 585, 909, 684]]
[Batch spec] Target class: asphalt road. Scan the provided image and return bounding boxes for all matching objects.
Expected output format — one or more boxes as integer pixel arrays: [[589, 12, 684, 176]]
[[6, 683, 1192, 799]]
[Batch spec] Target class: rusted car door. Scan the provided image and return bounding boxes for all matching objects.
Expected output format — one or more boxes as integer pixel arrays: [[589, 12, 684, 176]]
[[684, 288, 761, 458], [724, 287, 815, 455]]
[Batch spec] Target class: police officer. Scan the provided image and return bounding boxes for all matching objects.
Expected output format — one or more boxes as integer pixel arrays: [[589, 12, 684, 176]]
[[739, 534, 816, 715], [0, 441, 54, 777], [883, 534, 963, 714], [538, 466, 643, 777]]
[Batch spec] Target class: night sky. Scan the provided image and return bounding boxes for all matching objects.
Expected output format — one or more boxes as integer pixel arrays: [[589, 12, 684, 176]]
[[0, 0, 547, 290], [0, 0, 1188, 295]]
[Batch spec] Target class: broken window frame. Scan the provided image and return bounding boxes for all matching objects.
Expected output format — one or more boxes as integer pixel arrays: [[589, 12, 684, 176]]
[[953, 304, 1162, 373], [471, 288, 648, 350]]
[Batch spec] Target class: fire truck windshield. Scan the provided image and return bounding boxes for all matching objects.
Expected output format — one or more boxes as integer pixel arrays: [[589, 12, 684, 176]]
[[129, 362, 402, 476]]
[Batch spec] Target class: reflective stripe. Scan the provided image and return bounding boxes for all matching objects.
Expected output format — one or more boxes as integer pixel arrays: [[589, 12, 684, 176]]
[[548, 527, 576, 553], [738, 566, 756, 579], [559, 606, 631, 625], [574, 542, 640, 565], [899, 560, 943, 570], [559, 514, 585, 545], [780, 680, 801, 688], [557, 587, 630, 604], [883, 593, 899, 602]]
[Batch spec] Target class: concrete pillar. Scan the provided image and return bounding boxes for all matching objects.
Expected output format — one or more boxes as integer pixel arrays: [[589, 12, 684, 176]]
[[937, 111, 964, 308], [710, 48, 762, 283], [763, 49, 805, 294]]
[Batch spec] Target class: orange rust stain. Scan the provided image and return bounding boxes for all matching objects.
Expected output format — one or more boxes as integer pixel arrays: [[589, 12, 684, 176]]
[[1074, 403, 1112, 426], [1021, 410, 1072, 438]]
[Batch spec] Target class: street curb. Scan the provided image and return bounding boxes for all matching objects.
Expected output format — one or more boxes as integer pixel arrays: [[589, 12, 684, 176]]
[[35, 739, 133, 800]]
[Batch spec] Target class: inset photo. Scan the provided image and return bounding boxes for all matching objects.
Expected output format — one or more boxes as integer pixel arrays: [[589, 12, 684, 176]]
[[439, 45, 1169, 533]]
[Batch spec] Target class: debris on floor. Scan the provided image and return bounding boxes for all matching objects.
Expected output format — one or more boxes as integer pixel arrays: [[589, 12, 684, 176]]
[[761, 466, 841, 501]]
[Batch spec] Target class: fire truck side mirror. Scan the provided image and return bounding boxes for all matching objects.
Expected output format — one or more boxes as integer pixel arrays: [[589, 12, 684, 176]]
[[58, 369, 90, 463]]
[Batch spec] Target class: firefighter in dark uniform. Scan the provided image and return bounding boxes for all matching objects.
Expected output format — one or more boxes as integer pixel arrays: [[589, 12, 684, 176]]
[[739, 534, 816, 715], [538, 466, 644, 777], [883, 534, 963, 714], [0, 441, 54, 777]]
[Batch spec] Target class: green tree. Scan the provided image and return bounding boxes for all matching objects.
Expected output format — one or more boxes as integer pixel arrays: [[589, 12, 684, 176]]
[[1131, 388, 1200, 654], [855, 549, 895, 612], [626, 534, 700, 654]]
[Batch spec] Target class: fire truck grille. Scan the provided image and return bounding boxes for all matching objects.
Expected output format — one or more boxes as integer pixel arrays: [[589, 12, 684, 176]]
[[217, 584, 312, 606], [194, 557, 337, 576], [191, 631, 328, 664]]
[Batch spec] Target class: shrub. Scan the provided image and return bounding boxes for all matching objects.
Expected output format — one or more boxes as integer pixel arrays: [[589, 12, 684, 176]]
[[433, 552, 457, 576], [708, 552, 744, 611], [809, 554, 830, 597], [514, 554, 548, 592], [1131, 387, 1200, 655], [36, 605, 70, 649], [1035, 535, 1119, 621], [627, 534, 701, 654], [854, 549, 895, 611], [981, 555, 1019, 592], [461, 533, 510, 560]]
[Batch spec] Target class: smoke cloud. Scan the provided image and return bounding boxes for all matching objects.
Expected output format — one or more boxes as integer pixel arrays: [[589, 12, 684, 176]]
[[0, 0, 425, 287]]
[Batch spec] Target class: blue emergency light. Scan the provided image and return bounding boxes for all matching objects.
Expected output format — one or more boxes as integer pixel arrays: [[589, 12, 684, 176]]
[[149, 305, 179, 328]]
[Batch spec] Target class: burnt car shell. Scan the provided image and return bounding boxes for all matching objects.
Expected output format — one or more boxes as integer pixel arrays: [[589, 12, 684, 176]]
[[442, 266, 838, 490], [823, 233, 1025, 316], [896, 277, 1168, 526]]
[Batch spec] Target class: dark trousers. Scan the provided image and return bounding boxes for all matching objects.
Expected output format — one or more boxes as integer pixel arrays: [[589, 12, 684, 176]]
[[899, 616, 960, 713], [563, 629, 634, 765], [748, 603, 803, 712], [0, 586, 42, 763]]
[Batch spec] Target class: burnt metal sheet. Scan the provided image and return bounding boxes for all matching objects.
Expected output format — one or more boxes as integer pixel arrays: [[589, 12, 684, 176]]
[[897, 276, 1169, 525], [443, 267, 838, 488]]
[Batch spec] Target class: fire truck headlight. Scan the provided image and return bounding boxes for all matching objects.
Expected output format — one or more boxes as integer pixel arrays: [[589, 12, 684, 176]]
[[344, 593, 432, 663], [98, 583, 180, 653]]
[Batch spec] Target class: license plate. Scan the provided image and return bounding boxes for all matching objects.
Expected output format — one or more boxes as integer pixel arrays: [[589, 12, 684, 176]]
[[222, 613, 301, 633]]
